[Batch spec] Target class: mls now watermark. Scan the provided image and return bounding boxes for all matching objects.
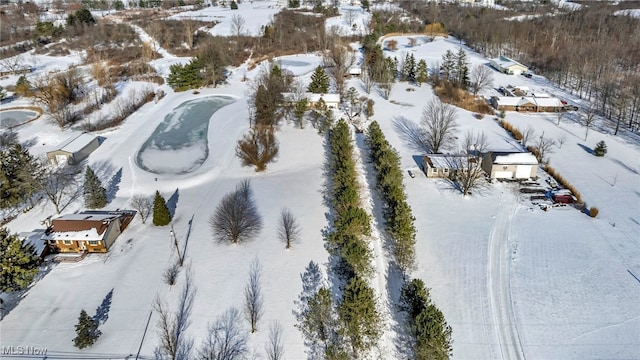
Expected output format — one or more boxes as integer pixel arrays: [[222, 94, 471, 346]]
[[2, 346, 48, 356]]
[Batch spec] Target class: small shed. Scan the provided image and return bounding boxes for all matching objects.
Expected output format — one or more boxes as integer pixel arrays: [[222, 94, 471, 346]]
[[489, 56, 529, 75], [422, 154, 470, 178], [482, 152, 538, 179], [46, 133, 100, 165]]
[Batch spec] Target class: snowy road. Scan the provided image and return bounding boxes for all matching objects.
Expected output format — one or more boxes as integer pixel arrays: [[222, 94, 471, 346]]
[[487, 186, 525, 360]]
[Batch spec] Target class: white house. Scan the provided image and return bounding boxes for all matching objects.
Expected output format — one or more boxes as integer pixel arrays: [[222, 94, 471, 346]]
[[282, 92, 341, 110]]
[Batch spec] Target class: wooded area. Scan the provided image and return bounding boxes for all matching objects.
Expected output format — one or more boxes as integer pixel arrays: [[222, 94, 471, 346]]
[[399, 1, 640, 134]]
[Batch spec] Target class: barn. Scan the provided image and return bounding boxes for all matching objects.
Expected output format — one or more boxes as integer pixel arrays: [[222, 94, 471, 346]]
[[482, 151, 538, 180], [46, 132, 100, 166]]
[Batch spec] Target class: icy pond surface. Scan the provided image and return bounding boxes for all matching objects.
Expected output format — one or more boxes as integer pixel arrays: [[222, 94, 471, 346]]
[[136, 96, 235, 174], [278, 59, 310, 67], [0, 110, 38, 128]]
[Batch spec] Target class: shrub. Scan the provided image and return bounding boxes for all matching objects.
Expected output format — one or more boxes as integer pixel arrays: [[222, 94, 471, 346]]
[[236, 126, 279, 172], [589, 207, 599, 218], [594, 141, 607, 157], [164, 262, 180, 285]]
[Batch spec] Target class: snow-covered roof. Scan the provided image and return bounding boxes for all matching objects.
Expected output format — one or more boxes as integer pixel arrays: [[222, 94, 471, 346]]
[[348, 67, 362, 75], [55, 213, 119, 222], [493, 96, 562, 108], [490, 55, 528, 70], [19, 231, 47, 256], [493, 152, 538, 165], [53, 133, 97, 154], [424, 154, 469, 169], [43, 228, 105, 242]]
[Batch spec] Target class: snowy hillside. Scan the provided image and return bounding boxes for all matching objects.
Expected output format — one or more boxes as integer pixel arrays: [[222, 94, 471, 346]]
[[1, 3, 639, 360]]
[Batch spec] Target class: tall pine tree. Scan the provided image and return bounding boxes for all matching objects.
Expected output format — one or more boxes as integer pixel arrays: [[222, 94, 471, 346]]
[[455, 48, 469, 89], [308, 66, 330, 94], [416, 59, 428, 86], [0, 143, 43, 209], [337, 276, 381, 358], [0, 228, 40, 293], [73, 309, 101, 349], [152, 190, 171, 226], [84, 166, 107, 209]]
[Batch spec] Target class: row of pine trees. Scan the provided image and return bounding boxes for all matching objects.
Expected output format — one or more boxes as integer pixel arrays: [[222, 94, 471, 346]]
[[367, 121, 453, 359]]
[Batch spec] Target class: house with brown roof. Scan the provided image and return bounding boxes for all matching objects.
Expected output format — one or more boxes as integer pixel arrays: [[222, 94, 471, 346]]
[[43, 210, 135, 253]]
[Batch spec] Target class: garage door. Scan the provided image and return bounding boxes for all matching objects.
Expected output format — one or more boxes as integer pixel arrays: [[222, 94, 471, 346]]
[[515, 165, 532, 179], [494, 171, 513, 179]]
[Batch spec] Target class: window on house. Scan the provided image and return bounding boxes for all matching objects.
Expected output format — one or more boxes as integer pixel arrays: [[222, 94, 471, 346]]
[[63, 240, 72, 245], [49, 240, 56, 244], [88, 241, 99, 245], [432, 168, 438, 173], [443, 168, 449, 173]]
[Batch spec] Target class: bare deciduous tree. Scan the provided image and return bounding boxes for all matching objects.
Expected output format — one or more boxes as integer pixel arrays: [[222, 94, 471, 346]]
[[556, 110, 564, 125], [361, 67, 373, 94], [324, 40, 354, 96], [521, 125, 536, 147], [42, 165, 81, 214], [265, 321, 285, 360], [583, 103, 597, 140], [231, 14, 245, 39], [278, 208, 300, 249], [447, 131, 488, 196], [469, 64, 493, 95], [130, 194, 152, 224], [556, 133, 567, 149], [210, 179, 262, 244], [420, 98, 459, 153], [198, 308, 248, 360], [244, 258, 263, 334], [530, 135, 556, 163], [154, 271, 196, 360]]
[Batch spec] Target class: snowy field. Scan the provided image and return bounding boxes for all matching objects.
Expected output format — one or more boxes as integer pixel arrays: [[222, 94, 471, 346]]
[[1, 4, 639, 360]]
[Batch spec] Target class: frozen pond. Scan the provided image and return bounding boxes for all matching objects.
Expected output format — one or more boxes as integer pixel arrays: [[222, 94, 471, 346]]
[[278, 59, 310, 67], [0, 109, 39, 129], [136, 96, 235, 174]]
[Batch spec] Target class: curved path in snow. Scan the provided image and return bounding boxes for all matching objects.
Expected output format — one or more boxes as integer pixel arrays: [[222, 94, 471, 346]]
[[487, 187, 526, 360]]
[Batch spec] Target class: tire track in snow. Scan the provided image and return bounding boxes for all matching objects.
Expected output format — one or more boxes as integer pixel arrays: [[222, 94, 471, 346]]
[[353, 131, 396, 357], [487, 187, 525, 360]]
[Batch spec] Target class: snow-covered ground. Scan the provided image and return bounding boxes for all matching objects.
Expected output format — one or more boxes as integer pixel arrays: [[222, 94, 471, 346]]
[[1, 6, 639, 360]]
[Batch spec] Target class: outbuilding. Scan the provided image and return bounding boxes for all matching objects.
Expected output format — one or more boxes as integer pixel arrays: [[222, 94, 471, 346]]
[[482, 151, 538, 179], [46, 132, 100, 165], [489, 56, 529, 75]]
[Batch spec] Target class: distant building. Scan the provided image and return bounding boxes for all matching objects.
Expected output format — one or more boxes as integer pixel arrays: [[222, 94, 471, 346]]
[[489, 55, 529, 75], [43, 210, 135, 253], [490, 95, 564, 112], [482, 152, 538, 179], [282, 92, 341, 110], [46, 132, 100, 166]]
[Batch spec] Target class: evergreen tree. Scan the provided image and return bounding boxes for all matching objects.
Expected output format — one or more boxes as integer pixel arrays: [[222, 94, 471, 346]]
[[337, 276, 381, 358], [84, 166, 107, 209], [152, 190, 171, 226], [0, 228, 40, 293], [0, 85, 6, 101], [230, 0, 238, 9], [308, 66, 330, 94], [0, 143, 43, 209], [455, 48, 469, 89], [73, 309, 101, 349], [113, 0, 125, 10], [440, 50, 455, 82], [401, 53, 416, 82], [414, 305, 453, 360], [293, 98, 308, 129], [167, 59, 204, 91], [296, 287, 337, 358], [15, 75, 32, 97], [594, 140, 607, 157]]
